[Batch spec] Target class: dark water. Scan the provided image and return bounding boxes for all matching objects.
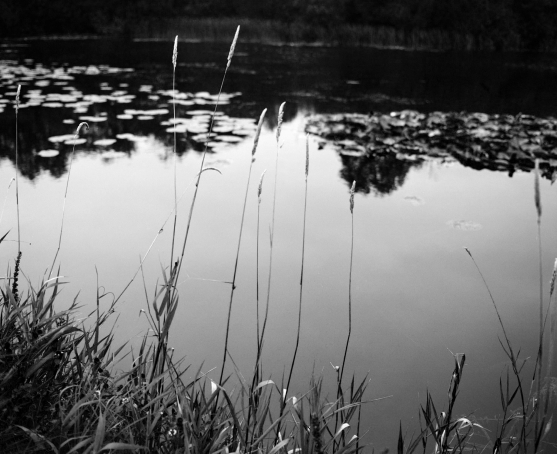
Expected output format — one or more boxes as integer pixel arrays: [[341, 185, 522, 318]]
[[1, 39, 557, 451]]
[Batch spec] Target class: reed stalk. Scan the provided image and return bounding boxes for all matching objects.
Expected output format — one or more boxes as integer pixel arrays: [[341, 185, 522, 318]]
[[246, 169, 266, 447], [219, 108, 267, 386], [275, 134, 311, 442], [170, 35, 179, 270], [255, 170, 266, 358], [171, 26, 240, 291], [533, 159, 545, 450], [48, 122, 89, 279], [259, 102, 285, 356], [14, 85, 21, 256], [335, 180, 356, 448], [340, 180, 356, 385]]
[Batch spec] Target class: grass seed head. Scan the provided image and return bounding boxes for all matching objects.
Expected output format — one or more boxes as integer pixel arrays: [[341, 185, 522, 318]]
[[251, 108, 267, 158], [305, 134, 309, 177], [350, 180, 356, 213], [15, 85, 21, 112], [258, 170, 266, 201], [227, 26, 240, 69], [172, 35, 178, 69], [276, 102, 285, 143], [76, 122, 89, 137], [535, 159, 542, 219]]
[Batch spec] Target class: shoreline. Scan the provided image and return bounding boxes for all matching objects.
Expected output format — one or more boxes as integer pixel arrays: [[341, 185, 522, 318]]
[[2, 17, 556, 52]]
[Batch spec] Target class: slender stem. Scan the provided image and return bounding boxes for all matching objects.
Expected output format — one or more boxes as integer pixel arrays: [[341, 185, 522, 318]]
[[340, 181, 356, 386], [49, 122, 88, 279], [14, 86, 20, 256], [276, 135, 310, 441], [170, 36, 178, 271], [172, 27, 239, 292], [259, 103, 285, 360], [219, 161, 255, 385]]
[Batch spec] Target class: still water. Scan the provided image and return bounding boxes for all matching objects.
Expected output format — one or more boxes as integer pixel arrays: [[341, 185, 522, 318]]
[[1, 39, 557, 450]]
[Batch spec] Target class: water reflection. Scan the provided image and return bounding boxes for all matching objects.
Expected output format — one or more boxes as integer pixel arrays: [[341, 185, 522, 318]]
[[339, 152, 419, 195]]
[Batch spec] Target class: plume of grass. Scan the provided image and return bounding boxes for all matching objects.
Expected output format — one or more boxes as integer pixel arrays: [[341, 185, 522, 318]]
[[48, 122, 89, 279], [219, 108, 267, 386]]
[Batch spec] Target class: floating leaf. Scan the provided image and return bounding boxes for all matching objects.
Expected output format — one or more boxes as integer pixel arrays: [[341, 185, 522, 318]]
[[447, 220, 483, 231], [37, 149, 59, 158]]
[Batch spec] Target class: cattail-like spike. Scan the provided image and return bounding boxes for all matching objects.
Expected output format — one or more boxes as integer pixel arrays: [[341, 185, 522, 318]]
[[251, 109, 267, 158], [227, 26, 240, 69], [276, 102, 285, 143], [350, 180, 356, 213], [172, 36, 178, 69], [11, 251, 21, 303]]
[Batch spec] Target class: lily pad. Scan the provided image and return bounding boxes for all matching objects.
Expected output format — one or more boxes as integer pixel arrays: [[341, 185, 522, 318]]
[[447, 220, 483, 231], [37, 149, 59, 158]]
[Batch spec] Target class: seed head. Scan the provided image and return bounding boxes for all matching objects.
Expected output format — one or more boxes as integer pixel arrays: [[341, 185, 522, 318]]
[[276, 102, 285, 143], [76, 122, 89, 137], [251, 108, 267, 157], [349, 180, 356, 213], [15, 85, 21, 112], [172, 36, 178, 69], [258, 170, 266, 201], [534, 159, 542, 219], [227, 26, 240, 69]]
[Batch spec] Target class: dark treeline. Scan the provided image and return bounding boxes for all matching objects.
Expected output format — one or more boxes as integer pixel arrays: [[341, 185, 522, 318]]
[[2, 0, 557, 50]]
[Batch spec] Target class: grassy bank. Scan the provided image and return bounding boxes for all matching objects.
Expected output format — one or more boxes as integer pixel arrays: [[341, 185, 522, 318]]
[[132, 17, 551, 51], [1, 28, 556, 454]]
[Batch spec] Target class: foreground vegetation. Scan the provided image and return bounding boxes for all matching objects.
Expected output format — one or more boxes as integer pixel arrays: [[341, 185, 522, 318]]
[[1, 0, 557, 50], [1, 28, 556, 454]]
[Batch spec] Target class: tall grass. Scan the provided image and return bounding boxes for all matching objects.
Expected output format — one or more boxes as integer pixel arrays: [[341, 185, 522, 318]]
[[1, 28, 369, 454]]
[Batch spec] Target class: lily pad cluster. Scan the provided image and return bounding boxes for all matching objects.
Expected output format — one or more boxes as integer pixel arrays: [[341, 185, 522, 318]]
[[306, 110, 557, 180]]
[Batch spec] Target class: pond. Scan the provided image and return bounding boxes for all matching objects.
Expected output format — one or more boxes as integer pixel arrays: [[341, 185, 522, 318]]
[[1, 38, 557, 451]]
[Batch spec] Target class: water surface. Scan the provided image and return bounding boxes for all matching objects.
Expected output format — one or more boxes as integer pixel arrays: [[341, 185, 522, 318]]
[[1, 39, 557, 451]]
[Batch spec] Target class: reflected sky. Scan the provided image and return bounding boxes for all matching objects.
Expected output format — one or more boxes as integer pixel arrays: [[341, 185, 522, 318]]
[[1, 39, 557, 451]]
